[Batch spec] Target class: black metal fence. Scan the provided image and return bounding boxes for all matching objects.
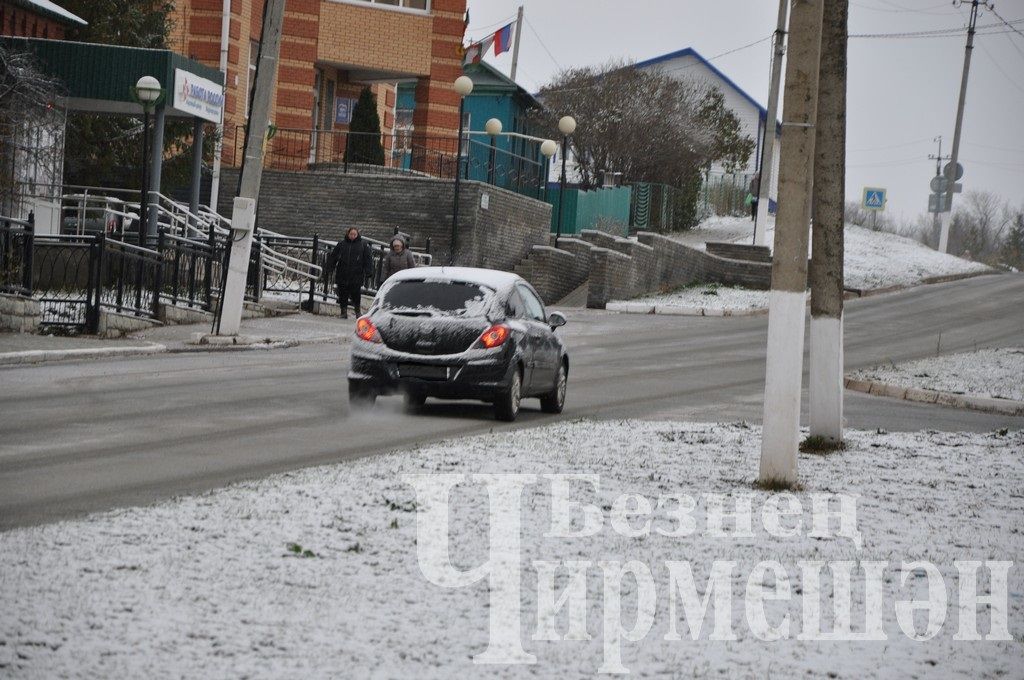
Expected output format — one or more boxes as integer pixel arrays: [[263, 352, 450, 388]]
[[250, 231, 432, 309], [156, 229, 223, 311], [0, 217, 33, 296], [3, 212, 435, 333]]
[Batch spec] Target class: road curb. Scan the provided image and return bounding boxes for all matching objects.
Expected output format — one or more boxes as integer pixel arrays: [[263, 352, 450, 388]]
[[0, 344, 168, 367], [605, 301, 768, 317], [844, 376, 1024, 417], [844, 270, 996, 298]]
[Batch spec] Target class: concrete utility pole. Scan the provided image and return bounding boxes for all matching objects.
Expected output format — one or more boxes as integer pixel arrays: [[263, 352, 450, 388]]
[[938, 0, 985, 253], [209, 0, 232, 213], [928, 135, 949, 241], [753, 0, 790, 247], [759, 0, 825, 485], [808, 0, 849, 446], [217, 0, 286, 336], [509, 5, 524, 82]]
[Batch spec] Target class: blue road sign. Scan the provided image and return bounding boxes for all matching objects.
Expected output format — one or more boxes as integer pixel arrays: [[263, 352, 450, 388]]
[[863, 187, 887, 211]]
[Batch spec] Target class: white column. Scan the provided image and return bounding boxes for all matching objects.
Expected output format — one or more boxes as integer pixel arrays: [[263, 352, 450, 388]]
[[218, 197, 256, 336], [809, 313, 844, 442], [760, 289, 808, 483]]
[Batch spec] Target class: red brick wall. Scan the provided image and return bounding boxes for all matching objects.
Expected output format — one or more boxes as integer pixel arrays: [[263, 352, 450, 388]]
[[0, 1, 69, 39], [170, 0, 467, 168]]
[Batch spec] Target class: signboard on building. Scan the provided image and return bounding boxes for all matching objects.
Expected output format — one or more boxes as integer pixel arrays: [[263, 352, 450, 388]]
[[172, 68, 224, 123], [335, 97, 355, 125]]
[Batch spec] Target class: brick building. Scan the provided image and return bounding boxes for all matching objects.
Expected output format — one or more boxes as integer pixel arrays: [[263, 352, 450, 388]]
[[0, 0, 85, 39], [167, 0, 467, 167]]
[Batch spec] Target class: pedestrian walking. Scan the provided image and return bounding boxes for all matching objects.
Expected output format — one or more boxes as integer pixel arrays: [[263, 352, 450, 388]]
[[381, 234, 416, 281], [326, 227, 373, 319], [747, 173, 761, 221]]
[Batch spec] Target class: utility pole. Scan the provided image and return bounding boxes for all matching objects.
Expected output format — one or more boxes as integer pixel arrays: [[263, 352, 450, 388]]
[[808, 0, 848, 446], [938, 0, 986, 253], [753, 0, 790, 247], [928, 135, 950, 243], [759, 0, 825, 486], [509, 5, 524, 82], [217, 0, 286, 336]]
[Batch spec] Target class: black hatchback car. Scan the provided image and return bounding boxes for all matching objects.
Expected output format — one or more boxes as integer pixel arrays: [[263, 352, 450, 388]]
[[347, 267, 568, 421]]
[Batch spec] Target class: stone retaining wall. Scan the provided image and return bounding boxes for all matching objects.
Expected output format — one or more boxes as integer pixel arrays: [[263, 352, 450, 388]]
[[0, 293, 41, 333]]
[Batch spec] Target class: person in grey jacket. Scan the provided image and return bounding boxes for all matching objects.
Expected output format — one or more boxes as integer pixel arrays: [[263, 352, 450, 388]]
[[381, 235, 416, 280]]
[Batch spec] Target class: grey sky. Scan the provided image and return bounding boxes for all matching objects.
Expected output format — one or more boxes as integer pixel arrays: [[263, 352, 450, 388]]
[[466, 0, 1024, 223]]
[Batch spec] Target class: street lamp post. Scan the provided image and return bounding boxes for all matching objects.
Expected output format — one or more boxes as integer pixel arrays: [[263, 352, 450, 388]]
[[134, 76, 162, 244], [485, 117, 502, 185], [450, 75, 474, 266], [555, 115, 576, 247]]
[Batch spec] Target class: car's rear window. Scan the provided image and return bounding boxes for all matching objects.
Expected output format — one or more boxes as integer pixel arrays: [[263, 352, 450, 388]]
[[381, 280, 490, 316]]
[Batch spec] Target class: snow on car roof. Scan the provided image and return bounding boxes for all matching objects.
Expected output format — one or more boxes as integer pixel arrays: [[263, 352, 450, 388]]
[[386, 267, 522, 290]]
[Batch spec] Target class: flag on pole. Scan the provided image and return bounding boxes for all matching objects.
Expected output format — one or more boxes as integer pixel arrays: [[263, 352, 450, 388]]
[[493, 21, 515, 56], [462, 35, 494, 66]]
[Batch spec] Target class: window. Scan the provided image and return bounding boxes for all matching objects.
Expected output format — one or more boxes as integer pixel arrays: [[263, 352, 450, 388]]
[[505, 288, 526, 319], [382, 281, 489, 316], [393, 107, 414, 156], [339, 0, 429, 11], [460, 111, 471, 155], [517, 285, 546, 322]]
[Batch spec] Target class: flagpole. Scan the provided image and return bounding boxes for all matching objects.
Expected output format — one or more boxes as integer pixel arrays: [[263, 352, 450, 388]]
[[510, 5, 524, 82]]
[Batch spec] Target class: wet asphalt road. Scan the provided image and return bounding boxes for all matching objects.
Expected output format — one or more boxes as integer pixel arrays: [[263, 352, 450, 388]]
[[1, 274, 1021, 529]]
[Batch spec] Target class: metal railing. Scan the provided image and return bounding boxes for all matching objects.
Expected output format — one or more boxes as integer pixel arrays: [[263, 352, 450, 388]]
[[233, 127, 548, 200], [0, 217, 33, 296], [255, 230, 432, 307], [96, 234, 163, 321], [31, 234, 100, 330], [156, 229, 223, 311]]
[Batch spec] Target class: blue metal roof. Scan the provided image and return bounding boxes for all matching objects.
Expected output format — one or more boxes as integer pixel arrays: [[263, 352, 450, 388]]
[[634, 47, 768, 121]]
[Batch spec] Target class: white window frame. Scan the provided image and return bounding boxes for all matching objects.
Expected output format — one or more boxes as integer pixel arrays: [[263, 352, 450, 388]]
[[327, 0, 431, 16]]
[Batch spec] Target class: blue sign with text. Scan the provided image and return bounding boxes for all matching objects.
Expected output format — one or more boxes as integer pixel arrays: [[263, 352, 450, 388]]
[[334, 97, 354, 125]]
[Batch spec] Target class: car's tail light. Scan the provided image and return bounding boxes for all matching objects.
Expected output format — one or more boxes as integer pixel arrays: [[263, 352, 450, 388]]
[[355, 317, 382, 343], [478, 324, 510, 349]]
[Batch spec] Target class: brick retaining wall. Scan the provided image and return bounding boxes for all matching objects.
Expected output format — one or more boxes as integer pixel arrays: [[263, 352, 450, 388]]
[[218, 168, 550, 271]]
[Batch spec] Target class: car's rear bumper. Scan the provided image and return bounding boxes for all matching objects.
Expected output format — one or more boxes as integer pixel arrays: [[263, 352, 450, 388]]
[[348, 343, 515, 400]]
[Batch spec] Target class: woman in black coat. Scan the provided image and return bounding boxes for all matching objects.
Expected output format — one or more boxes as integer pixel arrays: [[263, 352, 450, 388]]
[[326, 227, 373, 319]]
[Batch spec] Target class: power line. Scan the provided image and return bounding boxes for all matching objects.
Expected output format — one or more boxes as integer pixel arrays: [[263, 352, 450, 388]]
[[988, 6, 1024, 40], [466, 13, 518, 39], [524, 17, 562, 71], [849, 0, 956, 15], [847, 137, 933, 153]]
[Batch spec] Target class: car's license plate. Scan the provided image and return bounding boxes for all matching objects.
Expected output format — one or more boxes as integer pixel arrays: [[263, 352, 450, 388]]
[[398, 363, 448, 380]]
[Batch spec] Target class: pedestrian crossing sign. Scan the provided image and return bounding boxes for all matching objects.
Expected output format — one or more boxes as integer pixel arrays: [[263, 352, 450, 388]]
[[862, 187, 887, 211]]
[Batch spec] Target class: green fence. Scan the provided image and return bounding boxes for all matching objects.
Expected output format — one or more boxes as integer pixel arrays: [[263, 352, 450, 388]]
[[548, 186, 632, 237]]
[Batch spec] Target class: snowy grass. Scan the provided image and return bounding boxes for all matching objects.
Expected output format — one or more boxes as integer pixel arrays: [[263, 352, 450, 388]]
[[628, 282, 768, 311], [852, 347, 1024, 402], [1, 420, 1022, 677], [672, 217, 992, 291]]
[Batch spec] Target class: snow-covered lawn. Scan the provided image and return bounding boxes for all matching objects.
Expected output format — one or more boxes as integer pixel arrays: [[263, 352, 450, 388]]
[[629, 282, 768, 311], [852, 347, 1024, 402], [669, 217, 991, 291], [2, 420, 1022, 677]]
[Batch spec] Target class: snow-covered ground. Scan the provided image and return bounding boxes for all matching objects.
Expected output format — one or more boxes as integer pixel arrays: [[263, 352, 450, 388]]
[[629, 283, 768, 311], [2, 420, 1021, 677], [668, 217, 991, 290], [852, 347, 1024, 402]]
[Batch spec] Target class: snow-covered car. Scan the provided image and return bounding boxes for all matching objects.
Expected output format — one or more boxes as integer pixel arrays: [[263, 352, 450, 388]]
[[347, 267, 569, 421]]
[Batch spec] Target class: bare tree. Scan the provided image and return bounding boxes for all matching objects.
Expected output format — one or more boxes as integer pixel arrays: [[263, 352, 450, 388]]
[[948, 190, 1008, 261], [532, 61, 754, 190], [0, 44, 64, 217]]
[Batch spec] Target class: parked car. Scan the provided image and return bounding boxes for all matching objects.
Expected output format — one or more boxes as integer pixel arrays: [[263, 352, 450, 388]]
[[347, 267, 569, 421]]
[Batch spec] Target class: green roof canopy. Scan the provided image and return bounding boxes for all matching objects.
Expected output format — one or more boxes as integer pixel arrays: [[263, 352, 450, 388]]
[[1, 37, 223, 118]]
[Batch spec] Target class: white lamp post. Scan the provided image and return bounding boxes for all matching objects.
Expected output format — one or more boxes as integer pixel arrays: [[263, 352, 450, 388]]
[[555, 115, 577, 246], [450, 76, 474, 265], [134, 76, 162, 243], [485, 117, 503, 184]]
